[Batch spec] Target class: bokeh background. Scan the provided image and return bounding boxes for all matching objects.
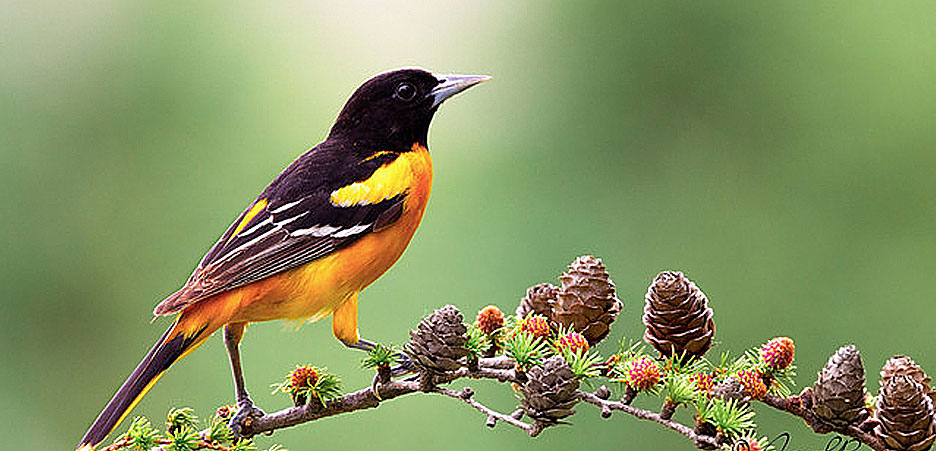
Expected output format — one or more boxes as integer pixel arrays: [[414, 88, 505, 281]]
[[3, 1, 936, 449]]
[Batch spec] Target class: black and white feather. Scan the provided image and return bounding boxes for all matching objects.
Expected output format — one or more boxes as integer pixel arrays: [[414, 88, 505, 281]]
[[153, 140, 406, 316]]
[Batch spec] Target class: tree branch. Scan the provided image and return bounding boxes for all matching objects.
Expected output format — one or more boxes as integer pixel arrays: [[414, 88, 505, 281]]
[[103, 259, 933, 451], [236, 357, 726, 450], [578, 390, 720, 449], [432, 386, 538, 435], [760, 393, 887, 451], [241, 361, 521, 437]]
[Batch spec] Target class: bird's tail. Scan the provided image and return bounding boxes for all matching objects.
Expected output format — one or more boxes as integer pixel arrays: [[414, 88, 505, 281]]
[[76, 315, 213, 451]]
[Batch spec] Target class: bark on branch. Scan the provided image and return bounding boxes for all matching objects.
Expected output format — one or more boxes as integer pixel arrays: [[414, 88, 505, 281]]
[[102, 258, 934, 451]]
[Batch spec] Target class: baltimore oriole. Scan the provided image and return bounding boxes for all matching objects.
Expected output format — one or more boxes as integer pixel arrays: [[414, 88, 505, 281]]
[[77, 68, 489, 450]]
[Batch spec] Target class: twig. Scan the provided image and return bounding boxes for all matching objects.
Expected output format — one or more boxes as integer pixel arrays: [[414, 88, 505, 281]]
[[95, 263, 920, 451], [432, 386, 538, 436], [107, 336, 902, 451], [761, 394, 887, 451], [479, 356, 515, 370], [578, 390, 720, 449], [243, 361, 720, 449], [241, 378, 418, 436], [111, 330, 897, 451], [241, 363, 518, 437]]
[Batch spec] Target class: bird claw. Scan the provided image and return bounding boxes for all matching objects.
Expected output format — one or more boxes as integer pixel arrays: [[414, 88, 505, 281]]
[[372, 353, 416, 400], [371, 373, 384, 401], [229, 399, 265, 438], [389, 352, 416, 376]]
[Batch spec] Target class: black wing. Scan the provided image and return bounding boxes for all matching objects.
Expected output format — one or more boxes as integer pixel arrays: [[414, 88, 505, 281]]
[[154, 143, 404, 315]]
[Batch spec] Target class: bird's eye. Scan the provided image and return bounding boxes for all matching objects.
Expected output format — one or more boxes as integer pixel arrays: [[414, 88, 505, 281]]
[[394, 83, 417, 101]]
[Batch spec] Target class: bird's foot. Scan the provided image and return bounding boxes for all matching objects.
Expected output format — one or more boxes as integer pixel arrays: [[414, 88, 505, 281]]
[[372, 353, 416, 400], [229, 398, 265, 438], [389, 351, 415, 376]]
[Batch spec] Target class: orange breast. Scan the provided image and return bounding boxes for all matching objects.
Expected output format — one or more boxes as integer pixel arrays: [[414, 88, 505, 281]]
[[218, 144, 434, 324]]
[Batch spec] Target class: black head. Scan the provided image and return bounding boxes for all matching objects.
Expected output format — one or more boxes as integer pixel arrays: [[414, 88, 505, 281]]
[[328, 68, 489, 148]]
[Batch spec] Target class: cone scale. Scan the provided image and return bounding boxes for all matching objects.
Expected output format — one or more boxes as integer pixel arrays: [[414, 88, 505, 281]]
[[552, 256, 623, 346], [642, 271, 715, 359]]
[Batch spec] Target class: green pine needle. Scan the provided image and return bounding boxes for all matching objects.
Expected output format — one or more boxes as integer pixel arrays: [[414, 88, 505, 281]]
[[766, 364, 797, 397], [743, 348, 762, 368], [664, 373, 701, 405], [231, 438, 259, 451], [271, 366, 343, 407], [618, 336, 647, 360], [712, 351, 732, 377], [206, 416, 232, 444], [697, 398, 756, 440], [711, 351, 753, 383], [361, 343, 399, 369], [662, 351, 707, 377], [727, 352, 755, 376], [561, 348, 603, 379], [607, 346, 656, 381], [166, 427, 200, 451], [114, 407, 286, 451], [125, 416, 161, 450], [313, 372, 343, 404], [504, 314, 523, 331], [464, 324, 492, 360], [505, 331, 549, 371], [732, 346, 798, 397], [554, 323, 575, 338], [166, 407, 198, 434]]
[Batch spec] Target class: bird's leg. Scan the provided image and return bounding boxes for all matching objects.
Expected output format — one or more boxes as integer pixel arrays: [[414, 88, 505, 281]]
[[342, 337, 415, 400], [333, 295, 414, 375], [332, 296, 413, 399], [342, 338, 415, 376], [224, 322, 264, 437]]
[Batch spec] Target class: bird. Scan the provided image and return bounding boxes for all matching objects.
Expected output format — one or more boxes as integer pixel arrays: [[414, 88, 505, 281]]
[[76, 68, 490, 451]]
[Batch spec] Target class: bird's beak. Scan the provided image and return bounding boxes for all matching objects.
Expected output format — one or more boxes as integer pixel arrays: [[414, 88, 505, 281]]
[[430, 74, 491, 108]]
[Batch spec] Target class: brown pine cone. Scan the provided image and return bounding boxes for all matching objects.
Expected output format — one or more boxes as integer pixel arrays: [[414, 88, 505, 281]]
[[516, 283, 558, 319], [875, 375, 936, 451], [812, 345, 869, 428], [642, 271, 714, 359], [517, 356, 580, 424], [882, 355, 936, 406], [711, 376, 749, 405], [404, 305, 468, 373], [552, 256, 622, 346]]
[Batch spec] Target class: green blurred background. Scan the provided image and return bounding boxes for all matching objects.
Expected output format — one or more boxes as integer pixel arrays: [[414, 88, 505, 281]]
[[3, 1, 935, 449]]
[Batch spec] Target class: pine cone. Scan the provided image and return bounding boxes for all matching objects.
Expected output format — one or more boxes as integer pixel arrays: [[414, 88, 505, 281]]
[[761, 337, 796, 371], [882, 355, 936, 406], [875, 375, 936, 451], [518, 356, 580, 424], [557, 331, 589, 355], [642, 271, 715, 359], [405, 305, 468, 373], [516, 283, 558, 319], [625, 356, 662, 391], [735, 369, 768, 400], [812, 345, 869, 428], [475, 305, 505, 335], [691, 372, 714, 394], [711, 376, 748, 404], [552, 256, 622, 345]]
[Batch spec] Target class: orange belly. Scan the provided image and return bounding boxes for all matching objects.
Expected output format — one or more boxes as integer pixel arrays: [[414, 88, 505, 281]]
[[184, 144, 433, 329]]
